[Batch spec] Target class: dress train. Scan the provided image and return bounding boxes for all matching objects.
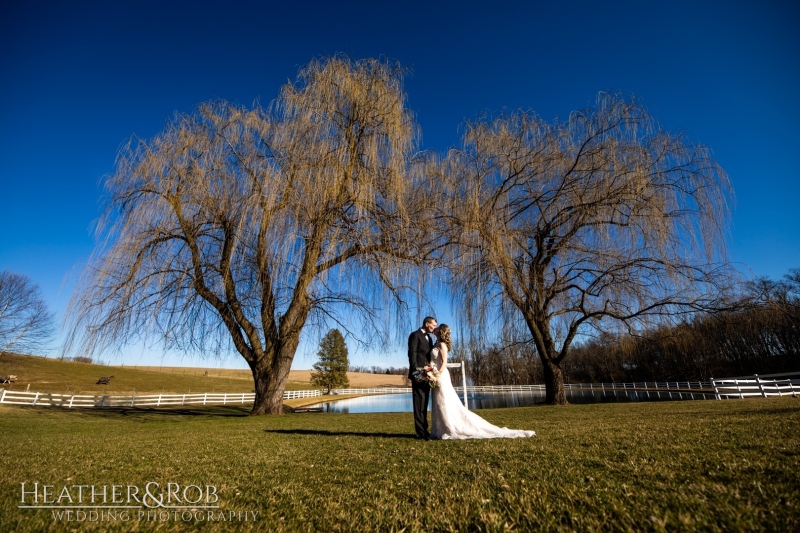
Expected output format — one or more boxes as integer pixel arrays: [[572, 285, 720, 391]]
[[429, 347, 536, 440]]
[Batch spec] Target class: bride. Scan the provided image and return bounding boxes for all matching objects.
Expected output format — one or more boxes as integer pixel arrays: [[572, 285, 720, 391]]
[[429, 324, 536, 440]]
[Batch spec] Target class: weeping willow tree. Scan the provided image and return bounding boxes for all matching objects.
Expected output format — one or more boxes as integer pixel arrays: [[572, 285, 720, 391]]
[[66, 57, 431, 415], [436, 94, 735, 404]]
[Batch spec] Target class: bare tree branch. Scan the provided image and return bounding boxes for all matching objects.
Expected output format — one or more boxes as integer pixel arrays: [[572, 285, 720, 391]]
[[65, 56, 425, 415], [438, 93, 737, 404], [0, 271, 55, 357]]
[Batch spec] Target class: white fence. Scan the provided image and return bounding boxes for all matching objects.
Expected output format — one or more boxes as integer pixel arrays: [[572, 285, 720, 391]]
[[0, 390, 257, 408], [284, 390, 324, 399], [458, 382, 711, 392], [710, 372, 800, 399], [0, 388, 321, 408], [560, 381, 712, 401], [1, 372, 797, 409], [333, 388, 410, 395], [453, 382, 717, 401]]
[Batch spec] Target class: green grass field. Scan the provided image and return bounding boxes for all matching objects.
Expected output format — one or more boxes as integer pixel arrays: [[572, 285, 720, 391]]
[[1, 397, 798, 532], [0, 352, 311, 394]]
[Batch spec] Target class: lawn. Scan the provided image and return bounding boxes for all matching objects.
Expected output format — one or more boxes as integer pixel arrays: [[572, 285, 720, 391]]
[[1, 397, 798, 532]]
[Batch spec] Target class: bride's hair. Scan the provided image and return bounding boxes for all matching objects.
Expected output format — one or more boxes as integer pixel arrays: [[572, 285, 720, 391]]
[[438, 324, 452, 351]]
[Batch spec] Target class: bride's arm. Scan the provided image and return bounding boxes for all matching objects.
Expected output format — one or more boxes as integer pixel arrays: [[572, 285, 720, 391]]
[[438, 343, 448, 370]]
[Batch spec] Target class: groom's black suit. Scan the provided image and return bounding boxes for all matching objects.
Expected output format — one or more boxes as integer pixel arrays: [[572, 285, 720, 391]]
[[408, 328, 434, 438]]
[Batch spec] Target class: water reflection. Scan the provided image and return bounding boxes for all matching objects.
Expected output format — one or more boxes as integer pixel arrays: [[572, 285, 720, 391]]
[[320, 393, 414, 414], [316, 389, 715, 414]]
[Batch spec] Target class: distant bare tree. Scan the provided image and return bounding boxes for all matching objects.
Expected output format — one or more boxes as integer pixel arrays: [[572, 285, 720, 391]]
[[436, 94, 735, 404], [748, 268, 800, 318], [0, 271, 54, 357], [66, 57, 430, 415]]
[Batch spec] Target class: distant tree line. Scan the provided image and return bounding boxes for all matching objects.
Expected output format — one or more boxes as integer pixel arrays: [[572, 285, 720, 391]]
[[348, 365, 408, 376], [461, 342, 542, 386], [464, 270, 799, 385]]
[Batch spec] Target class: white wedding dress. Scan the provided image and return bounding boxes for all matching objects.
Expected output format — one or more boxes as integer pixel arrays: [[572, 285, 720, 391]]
[[429, 346, 536, 440]]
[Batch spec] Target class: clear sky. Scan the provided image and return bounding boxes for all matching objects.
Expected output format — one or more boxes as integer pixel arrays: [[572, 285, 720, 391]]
[[1, 0, 798, 370]]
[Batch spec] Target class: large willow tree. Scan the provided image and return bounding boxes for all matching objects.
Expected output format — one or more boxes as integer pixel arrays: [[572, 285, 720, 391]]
[[66, 57, 429, 414], [436, 94, 735, 404]]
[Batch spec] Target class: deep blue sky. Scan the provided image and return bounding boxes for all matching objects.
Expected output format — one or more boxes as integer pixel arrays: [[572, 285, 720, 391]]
[[1, 0, 798, 369]]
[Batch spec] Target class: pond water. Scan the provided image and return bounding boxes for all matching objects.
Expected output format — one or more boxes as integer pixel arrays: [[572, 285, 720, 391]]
[[315, 388, 714, 414]]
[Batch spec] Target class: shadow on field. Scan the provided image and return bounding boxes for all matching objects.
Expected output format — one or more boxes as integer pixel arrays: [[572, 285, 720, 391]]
[[265, 428, 414, 439], [69, 405, 251, 419]]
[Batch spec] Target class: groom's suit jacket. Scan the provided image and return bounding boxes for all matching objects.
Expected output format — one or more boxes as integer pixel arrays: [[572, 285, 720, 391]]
[[408, 329, 433, 379]]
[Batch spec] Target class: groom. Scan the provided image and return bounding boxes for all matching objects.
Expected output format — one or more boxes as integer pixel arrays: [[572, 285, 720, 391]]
[[408, 316, 437, 440]]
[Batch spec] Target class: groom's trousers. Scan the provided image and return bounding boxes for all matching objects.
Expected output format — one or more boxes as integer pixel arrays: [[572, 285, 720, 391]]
[[412, 380, 431, 437]]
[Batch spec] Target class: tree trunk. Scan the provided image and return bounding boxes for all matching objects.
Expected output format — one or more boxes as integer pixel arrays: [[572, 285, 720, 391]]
[[250, 361, 286, 415], [542, 357, 568, 405], [248, 335, 299, 415]]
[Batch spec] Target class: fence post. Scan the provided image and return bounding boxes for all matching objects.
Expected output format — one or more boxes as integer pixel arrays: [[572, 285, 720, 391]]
[[736, 379, 743, 399], [100, 396, 106, 407], [0, 389, 5, 404], [203, 393, 207, 406], [461, 361, 469, 409], [157, 394, 161, 407], [131, 395, 136, 407], [755, 374, 767, 398], [711, 378, 720, 400]]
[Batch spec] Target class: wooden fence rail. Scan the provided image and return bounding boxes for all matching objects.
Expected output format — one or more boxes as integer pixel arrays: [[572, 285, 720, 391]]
[[709, 372, 800, 399], [1, 372, 796, 409]]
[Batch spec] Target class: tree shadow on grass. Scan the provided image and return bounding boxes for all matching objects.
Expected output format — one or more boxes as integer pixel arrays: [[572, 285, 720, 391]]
[[264, 428, 415, 439], [64, 405, 252, 419]]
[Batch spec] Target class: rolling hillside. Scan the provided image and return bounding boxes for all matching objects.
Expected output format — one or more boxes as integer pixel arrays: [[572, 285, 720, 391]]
[[0, 353, 291, 394], [0, 352, 407, 395]]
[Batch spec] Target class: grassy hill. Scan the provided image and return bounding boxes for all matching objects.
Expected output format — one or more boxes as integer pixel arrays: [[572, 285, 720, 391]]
[[0, 352, 407, 395], [0, 352, 309, 394]]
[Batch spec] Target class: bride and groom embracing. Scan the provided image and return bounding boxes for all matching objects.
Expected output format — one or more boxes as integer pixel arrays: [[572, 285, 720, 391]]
[[408, 316, 536, 440]]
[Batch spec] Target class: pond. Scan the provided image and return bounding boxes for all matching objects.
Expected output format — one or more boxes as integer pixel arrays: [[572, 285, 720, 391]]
[[314, 388, 714, 413]]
